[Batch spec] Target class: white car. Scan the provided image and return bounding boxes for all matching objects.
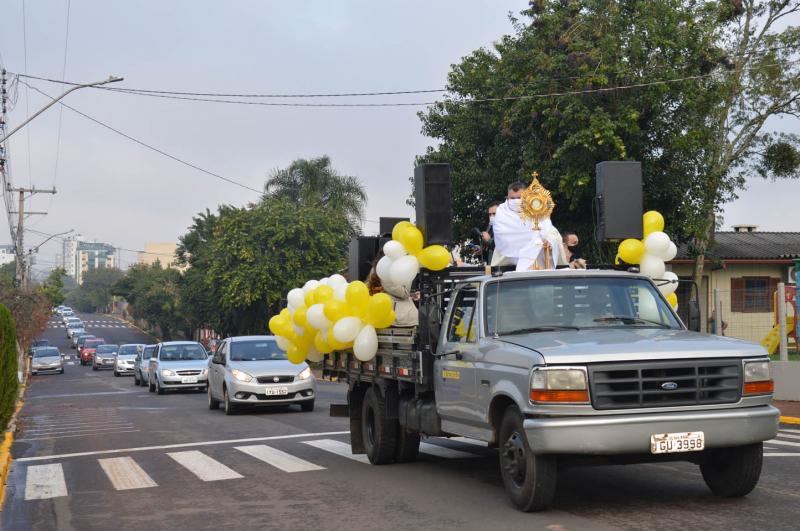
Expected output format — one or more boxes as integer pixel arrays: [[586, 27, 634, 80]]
[[148, 341, 209, 395], [114, 344, 145, 376], [66, 321, 85, 339]]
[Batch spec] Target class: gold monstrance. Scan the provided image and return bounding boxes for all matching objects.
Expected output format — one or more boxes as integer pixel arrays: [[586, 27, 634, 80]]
[[519, 172, 556, 270]]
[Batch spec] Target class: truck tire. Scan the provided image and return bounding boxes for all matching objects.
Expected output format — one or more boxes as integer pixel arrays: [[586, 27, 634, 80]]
[[700, 442, 763, 497], [394, 426, 420, 463], [362, 387, 397, 465], [498, 406, 557, 512]]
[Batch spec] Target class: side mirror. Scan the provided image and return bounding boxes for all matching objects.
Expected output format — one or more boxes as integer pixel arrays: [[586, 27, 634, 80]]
[[687, 300, 701, 332]]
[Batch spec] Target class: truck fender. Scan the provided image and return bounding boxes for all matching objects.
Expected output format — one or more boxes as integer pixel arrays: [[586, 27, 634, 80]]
[[348, 384, 366, 454]]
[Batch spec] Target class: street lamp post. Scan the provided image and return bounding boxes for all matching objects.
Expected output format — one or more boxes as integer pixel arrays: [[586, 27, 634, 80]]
[[0, 74, 123, 144]]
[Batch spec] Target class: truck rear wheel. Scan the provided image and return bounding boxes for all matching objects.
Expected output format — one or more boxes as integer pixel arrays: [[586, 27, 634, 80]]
[[498, 406, 557, 512], [362, 387, 397, 465], [700, 442, 763, 497], [395, 426, 420, 463]]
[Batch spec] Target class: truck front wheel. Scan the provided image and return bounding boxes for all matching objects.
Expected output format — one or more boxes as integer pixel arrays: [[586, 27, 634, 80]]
[[498, 406, 557, 512], [700, 442, 763, 497], [362, 387, 397, 465]]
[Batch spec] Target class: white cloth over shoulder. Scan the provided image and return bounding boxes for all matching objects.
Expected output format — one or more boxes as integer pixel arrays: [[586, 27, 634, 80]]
[[493, 199, 564, 271]]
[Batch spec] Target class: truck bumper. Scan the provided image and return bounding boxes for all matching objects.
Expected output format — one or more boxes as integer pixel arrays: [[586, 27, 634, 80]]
[[523, 405, 780, 455]]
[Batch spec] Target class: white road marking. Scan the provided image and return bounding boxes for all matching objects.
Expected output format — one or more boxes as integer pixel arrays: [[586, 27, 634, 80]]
[[776, 432, 800, 440], [26, 390, 136, 400], [764, 453, 800, 457], [780, 428, 800, 434], [19, 430, 141, 441], [16, 431, 351, 463], [766, 439, 800, 448], [26, 419, 128, 429], [168, 451, 243, 481], [25, 463, 68, 500], [449, 436, 489, 447], [235, 444, 325, 473], [23, 425, 135, 436], [98, 457, 158, 490], [419, 442, 477, 459], [302, 439, 370, 463]]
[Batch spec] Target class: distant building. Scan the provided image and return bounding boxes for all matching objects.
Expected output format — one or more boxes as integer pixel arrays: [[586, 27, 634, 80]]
[[0, 244, 15, 266], [137, 243, 180, 269], [62, 235, 84, 278], [76, 241, 116, 284]]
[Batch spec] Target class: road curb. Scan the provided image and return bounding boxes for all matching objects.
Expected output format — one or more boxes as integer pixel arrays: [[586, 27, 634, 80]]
[[780, 415, 800, 425], [105, 313, 160, 342], [0, 431, 13, 511]]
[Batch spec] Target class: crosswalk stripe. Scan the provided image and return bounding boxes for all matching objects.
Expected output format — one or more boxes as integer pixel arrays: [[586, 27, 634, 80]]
[[780, 428, 800, 434], [776, 432, 800, 440], [235, 445, 325, 473], [302, 439, 370, 463], [764, 453, 800, 457], [419, 442, 477, 459], [98, 457, 158, 490], [25, 463, 68, 500], [766, 439, 800, 448], [167, 450, 243, 481]]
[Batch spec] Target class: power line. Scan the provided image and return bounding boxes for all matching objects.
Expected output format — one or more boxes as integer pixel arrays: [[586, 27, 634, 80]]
[[52, 0, 71, 190], [19, 80, 264, 194], [21, 0, 33, 188]]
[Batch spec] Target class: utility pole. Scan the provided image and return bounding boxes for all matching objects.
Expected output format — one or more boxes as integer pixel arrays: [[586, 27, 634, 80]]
[[8, 185, 57, 289]]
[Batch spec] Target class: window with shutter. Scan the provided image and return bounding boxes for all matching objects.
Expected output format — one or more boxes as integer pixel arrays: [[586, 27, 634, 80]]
[[731, 276, 778, 313], [731, 278, 745, 312]]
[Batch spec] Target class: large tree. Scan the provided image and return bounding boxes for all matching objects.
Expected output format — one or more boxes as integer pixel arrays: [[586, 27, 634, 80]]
[[38, 268, 66, 307], [264, 156, 367, 235], [114, 263, 183, 340], [66, 267, 124, 313], [417, 0, 799, 266]]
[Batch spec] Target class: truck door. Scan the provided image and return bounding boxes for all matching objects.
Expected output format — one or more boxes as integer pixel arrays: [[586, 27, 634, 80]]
[[435, 283, 480, 426]]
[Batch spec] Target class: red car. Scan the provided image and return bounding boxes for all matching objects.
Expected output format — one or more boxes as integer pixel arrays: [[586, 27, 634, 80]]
[[80, 338, 105, 366]]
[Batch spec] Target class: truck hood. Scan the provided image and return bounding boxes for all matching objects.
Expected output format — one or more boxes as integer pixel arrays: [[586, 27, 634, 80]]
[[498, 328, 767, 364]]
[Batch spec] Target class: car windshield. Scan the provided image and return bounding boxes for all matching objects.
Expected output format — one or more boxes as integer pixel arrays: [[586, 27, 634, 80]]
[[484, 276, 682, 336], [33, 340, 49, 347], [68, 322, 83, 328], [85, 340, 104, 348], [142, 346, 156, 359], [118, 345, 143, 356], [78, 336, 96, 344], [160, 344, 207, 361], [34, 348, 59, 358], [97, 345, 119, 354], [230, 340, 287, 361]]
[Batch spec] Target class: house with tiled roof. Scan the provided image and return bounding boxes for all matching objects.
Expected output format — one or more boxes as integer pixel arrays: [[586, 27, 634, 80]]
[[669, 225, 800, 343]]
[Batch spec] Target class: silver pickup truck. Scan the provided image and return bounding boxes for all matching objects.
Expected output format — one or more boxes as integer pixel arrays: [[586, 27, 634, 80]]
[[325, 268, 779, 511]]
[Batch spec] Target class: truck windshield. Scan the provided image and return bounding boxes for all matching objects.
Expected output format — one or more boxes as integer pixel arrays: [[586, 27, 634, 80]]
[[485, 276, 682, 335]]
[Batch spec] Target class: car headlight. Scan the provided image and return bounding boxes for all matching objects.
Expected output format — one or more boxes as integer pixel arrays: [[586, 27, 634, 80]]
[[200, 368, 208, 376], [743, 360, 773, 395], [161, 369, 176, 377], [231, 369, 253, 383], [298, 367, 312, 380], [530, 367, 589, 403]]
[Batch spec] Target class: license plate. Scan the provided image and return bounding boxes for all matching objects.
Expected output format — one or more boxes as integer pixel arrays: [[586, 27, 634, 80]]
[[650, 431, 705, 454], [265, 386, 288, 396], [181, 376, 198, 384]]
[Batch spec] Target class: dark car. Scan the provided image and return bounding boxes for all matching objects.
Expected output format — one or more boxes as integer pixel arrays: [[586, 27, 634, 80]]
[[28, 339, 49, 356], [80, 338, 105, 365]]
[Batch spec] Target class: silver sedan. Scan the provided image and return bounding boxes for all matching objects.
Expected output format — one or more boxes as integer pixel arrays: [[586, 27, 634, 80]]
[[148, 341, 209, 395], [31, 347, 64, 375]]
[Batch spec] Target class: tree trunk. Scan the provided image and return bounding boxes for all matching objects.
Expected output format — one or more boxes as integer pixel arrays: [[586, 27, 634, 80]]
[[691, 211, 716, 295]]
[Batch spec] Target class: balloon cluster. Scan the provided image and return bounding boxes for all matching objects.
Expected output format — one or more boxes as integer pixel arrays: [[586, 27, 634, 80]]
[[375, 222, 450, 290], [269, 275, 396, 364], [616, 211, 680, 310]]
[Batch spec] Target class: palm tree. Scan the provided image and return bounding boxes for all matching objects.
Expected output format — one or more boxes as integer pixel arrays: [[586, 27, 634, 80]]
[[264, 156, 367, 233]]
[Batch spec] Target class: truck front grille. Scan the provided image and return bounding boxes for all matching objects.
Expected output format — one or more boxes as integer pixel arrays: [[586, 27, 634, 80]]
[[588, 359, 741, 410]]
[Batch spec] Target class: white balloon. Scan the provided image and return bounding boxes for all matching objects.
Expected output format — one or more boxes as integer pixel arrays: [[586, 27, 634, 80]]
[[644, 231, 671, 260], [303, 279, 320, 293], [376, 255, 394, 282], [328, 274, 347, 287], [333, 316, 363, 343], [383, 240, 408, 260], [333, 283, 348, 301], [658, 271, 679, 296], [353, 324, 378, 362], [306, 303, 331, 330], [275, 336, 290, 351], [293, 324, 304, 336], [664, 241, 678, 262], [305, 347, 323, 363], [287, 288, 305, 309], [319, 277, 330, 286], [389, 255, 420, 288], [639, 254, 666, 279]]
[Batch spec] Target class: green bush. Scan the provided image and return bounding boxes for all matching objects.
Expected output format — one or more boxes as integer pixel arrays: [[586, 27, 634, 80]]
[[0, 303, 18, 431]]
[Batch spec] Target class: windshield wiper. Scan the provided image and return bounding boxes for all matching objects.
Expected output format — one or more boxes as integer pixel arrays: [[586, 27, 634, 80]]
[[499, 325, 581, 336], [593, 316, 671, 328]]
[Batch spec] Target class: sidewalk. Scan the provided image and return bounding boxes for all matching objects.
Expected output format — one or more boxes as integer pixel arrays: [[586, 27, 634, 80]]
[[775, 400, 800, 423]]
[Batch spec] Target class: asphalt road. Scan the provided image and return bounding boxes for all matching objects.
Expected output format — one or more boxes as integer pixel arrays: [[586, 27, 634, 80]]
[[4, 313, 800, 530]]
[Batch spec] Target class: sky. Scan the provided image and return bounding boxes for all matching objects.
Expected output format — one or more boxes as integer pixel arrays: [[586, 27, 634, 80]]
[[0, 1, 797, 277]]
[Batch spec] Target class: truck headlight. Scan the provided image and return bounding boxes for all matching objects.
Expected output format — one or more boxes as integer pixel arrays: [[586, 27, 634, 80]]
[[530, 367, 589, 403], [743, 360, 773, 395], [298, 367, 312, 380], [231, 369, 253, 383], [161, 369, 176, 377], [200, 368, 208, 376]]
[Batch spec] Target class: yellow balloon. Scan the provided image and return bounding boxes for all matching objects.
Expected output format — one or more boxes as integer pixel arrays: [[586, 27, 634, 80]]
[[372, 309, 395, 329], [287, 343, 307, 364], [327, 328, 349, 350], [268, 315, 282, 335], [324, 299, 351, 322], [398, 225, 424, 255], [617, 239, 645, 265], [643, 211, 665, 237], [365, 293, 393, 327], [280, 308, 291, 320], [304, 290, 316, 307], [666, 293, 678, 307], [292, 305, 308, 327], [315, 285, 334, 304], [346, 281, 370, 313], [314, 331, 333, 354], [391, 221, 414, 242], [417, 245, 450, 270]]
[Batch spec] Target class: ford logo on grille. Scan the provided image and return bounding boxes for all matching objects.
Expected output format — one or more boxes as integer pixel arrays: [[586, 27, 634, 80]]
[[661, 381, 679, 390], [273, 376, 280, 383]]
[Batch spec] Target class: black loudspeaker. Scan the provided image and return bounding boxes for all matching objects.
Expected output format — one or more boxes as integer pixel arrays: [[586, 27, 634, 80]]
[[348, 236, 379, 282], [595, 161, 643, 241], [414, 163, 452, 246], [379, 217, 409, 237]]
